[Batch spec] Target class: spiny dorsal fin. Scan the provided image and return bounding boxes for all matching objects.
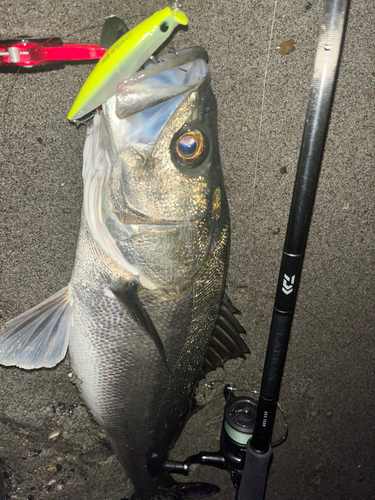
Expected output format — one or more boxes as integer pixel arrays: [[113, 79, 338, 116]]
[[200, 294, 249, 379], [111, 282, 171, 374]]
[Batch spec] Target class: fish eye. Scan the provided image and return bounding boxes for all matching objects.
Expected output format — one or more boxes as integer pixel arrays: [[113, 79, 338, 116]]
[[174, 130, 205, 168]]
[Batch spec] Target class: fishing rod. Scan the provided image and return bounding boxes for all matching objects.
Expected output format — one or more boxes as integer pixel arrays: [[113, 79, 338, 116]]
[[152, 0, 351, 497], [237, 0, 351, 497]]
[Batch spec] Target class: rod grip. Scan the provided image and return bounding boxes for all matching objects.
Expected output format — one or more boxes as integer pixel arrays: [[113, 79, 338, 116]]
[[236, 443, 273, 500]]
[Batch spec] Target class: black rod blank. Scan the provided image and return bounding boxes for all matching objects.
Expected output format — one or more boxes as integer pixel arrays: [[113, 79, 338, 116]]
[[238, 0, 351, 498]]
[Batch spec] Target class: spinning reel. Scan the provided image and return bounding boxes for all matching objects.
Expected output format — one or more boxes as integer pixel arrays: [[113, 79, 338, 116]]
[[148, 385, 287, 490]]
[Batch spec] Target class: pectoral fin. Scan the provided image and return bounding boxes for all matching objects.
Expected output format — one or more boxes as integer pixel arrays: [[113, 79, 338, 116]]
[[0, 287, 73, 369], [111, 282, 170, 374]]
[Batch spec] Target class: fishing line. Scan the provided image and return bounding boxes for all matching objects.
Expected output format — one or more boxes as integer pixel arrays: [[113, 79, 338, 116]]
[[246, 0, 278, 287], [1, 24, 102, 128], [0, 14, 142, 127], [2, 68, 20, 124]]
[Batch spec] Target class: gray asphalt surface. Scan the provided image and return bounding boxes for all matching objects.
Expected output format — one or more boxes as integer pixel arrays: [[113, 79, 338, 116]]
[[0, 1, 374, 499]]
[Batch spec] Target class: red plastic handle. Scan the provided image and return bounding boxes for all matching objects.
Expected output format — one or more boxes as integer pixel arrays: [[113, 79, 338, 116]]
[[0, 38, 107, 67]]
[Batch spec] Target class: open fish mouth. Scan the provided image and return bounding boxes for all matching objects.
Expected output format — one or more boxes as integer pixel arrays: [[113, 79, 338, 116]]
[[114, 46, 209, 119], [101, 46, 210, 157]]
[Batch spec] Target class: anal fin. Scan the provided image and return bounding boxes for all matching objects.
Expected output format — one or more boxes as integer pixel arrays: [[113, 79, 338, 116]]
[[200, 294, 249, 379], [0, 287, 73, 369]]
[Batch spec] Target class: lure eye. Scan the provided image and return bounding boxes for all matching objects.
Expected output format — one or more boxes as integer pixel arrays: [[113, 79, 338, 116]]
[[175, 130, 205, 168], [160, 22, 169, 32]]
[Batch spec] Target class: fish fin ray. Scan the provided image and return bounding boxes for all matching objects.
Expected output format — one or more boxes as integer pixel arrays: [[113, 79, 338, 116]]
[[111, 282, 171, 374], [222, 292, 241, 314], [200, 294, 249, 378], [204, 345, 225, 369], [0, 287, 72, 369], [220, 298, 246, 334]]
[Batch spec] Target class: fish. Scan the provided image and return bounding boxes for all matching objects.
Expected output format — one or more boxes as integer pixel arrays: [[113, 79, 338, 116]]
[[0, 46, 249, 498]]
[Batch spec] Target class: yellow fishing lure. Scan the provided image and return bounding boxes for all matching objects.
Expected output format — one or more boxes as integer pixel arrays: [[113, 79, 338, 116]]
[[68, 7, 188, 121]]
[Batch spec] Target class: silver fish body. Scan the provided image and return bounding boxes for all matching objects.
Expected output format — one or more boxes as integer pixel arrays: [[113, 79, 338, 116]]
[[69, 56, 229, 491], [0, 49, 244, 498], [69, 58, 229, 494]]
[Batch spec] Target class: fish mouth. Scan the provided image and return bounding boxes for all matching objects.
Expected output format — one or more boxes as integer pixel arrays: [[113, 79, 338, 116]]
[[102, 45, 210, 170], [115, 46, 209, 119]]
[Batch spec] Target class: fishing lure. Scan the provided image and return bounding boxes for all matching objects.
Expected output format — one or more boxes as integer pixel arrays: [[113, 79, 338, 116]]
[[67, 6, 188, 121]]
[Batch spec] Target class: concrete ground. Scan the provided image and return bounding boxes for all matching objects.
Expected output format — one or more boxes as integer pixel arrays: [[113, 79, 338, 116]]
[[0, 0, 373, 499]]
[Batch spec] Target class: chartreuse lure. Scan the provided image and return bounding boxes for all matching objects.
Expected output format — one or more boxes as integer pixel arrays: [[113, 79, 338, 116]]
[[67, 7, 188, 121]]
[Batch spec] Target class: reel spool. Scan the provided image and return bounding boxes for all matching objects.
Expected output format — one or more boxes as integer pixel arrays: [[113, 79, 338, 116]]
[[220, 386, 258, 486]]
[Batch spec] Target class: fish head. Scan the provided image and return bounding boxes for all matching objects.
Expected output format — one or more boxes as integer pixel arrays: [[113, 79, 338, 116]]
[[85, 48, 229, 295]]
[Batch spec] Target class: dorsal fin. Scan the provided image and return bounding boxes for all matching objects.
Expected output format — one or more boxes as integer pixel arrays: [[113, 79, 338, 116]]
[[111, 282, 171, 374], [200, 294, 249, 379]]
